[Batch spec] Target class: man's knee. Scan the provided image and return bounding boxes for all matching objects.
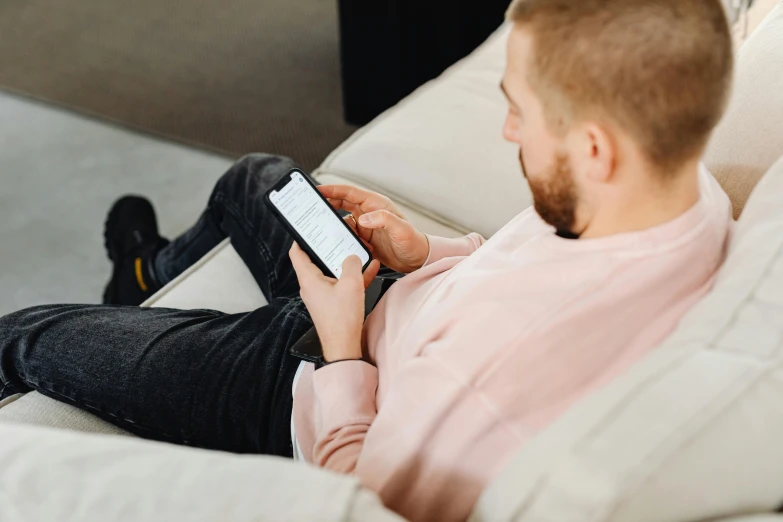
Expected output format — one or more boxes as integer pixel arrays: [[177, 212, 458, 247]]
[[0, 305, 73, 399], [0, 305, 53, 349], [216, 153, 299, 200], [0, 307, 38, 397], [0, 308, 27, 349]]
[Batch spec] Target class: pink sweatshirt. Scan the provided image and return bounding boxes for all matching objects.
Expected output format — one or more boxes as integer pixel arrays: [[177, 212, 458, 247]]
[[293, 167, 732, 522]]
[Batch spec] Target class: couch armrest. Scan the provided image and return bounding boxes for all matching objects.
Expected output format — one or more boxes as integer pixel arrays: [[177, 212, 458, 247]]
[[0, 423, 405, 522]]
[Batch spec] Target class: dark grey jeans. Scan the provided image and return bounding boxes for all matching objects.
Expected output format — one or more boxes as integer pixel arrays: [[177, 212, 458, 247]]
[[0, 154, 319, 457]]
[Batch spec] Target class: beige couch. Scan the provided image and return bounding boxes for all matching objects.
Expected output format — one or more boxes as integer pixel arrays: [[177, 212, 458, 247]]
[[2, 1, 783, 521]]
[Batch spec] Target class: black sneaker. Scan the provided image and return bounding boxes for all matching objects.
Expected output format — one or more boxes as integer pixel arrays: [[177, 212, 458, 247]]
[[102, 196, 169, 305]]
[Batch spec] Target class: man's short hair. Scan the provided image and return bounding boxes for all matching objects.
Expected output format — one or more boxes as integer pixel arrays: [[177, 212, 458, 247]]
[[506, 0, 734, 172]]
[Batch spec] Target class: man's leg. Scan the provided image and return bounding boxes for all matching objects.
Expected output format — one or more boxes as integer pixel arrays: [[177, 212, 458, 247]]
[[0, 152, 400, 455], [0, 154, 312, 455], [0, 299, 310, 456], [152, 153, 303, 301]]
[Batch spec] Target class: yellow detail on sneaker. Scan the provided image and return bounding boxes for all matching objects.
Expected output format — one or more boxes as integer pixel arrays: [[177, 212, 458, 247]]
[[134, 257, 148, 292]]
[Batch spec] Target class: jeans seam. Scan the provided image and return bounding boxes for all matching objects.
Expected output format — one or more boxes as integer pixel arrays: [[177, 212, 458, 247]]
[[0, 382, 14, 399], [0, 364, 24, 399], [19, 372, 184, 441]]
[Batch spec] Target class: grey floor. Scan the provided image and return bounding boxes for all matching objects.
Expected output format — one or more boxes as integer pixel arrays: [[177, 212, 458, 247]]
[[0, 91, 234, 315]]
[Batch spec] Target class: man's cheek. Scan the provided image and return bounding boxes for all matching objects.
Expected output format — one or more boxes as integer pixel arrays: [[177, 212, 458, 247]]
[[519, 146, 542, 179]]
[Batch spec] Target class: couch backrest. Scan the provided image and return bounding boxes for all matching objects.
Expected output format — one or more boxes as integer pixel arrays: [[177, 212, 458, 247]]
[[704, 0, 783, 218], [317, 23, 523, 238]]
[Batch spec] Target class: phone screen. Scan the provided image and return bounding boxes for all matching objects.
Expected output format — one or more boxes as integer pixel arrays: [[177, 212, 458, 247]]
[[268, 171, 370, 278]]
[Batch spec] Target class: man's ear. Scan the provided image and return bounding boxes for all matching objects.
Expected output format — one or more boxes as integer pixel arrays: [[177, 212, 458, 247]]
[[576, 122, 615, 184]]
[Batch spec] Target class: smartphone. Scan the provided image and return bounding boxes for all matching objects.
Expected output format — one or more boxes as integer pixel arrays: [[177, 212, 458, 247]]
[[265, 169, 372, 279]]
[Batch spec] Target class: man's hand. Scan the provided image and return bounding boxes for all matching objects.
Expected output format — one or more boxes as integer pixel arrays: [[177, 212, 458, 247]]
[[289, 243, 381, 362], [319, 185, 430, 273]]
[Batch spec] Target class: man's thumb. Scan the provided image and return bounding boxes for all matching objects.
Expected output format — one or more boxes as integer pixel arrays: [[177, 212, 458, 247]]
[[359, 210, 397, 229], [340, 255, 364, 281]]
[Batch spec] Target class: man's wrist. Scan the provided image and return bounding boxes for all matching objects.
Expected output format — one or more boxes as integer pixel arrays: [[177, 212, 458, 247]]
[[315, 357, 364, 370], [321, 340, 363, 363], [418, 232, 431, 268], [323, 352, 362, 363], [407, 232, 431, 272]]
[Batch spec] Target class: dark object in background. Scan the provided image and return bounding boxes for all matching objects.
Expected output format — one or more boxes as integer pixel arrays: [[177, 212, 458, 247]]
[[338, 0, 511, 126], [0, 0, 356, 172]]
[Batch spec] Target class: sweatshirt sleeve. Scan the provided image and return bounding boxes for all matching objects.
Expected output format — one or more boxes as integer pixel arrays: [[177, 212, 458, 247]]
[[309, 304, 523, 522], [423, 232, 486, 267], [310, 360, 378, 473]]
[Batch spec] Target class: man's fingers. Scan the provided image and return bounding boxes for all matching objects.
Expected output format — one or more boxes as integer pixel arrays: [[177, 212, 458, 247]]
[[318, 185, 389, 213], [341, 200, 361, 212], [319, 184, 372, 203], [340, 255, 365, 286], [289, 243, 327, 285], [343, 215, 374, 251], [352, 214, 374, 243], [341, 256, 379, 289], [343, 214, 358, 231], [358, 209, 403, 230], [362, 259, 381, 289], [328, 197, 360, 213]]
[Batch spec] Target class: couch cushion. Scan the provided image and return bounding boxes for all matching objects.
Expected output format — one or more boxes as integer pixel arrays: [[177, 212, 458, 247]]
[[746, 0, 783, 33], [0, 393, 21, 409], [472, 154, 783, 522], [704, 0, 783, 218], [0, 423, 404, 522], [726, 0, 781, 45], [317, 25, 527, 238]]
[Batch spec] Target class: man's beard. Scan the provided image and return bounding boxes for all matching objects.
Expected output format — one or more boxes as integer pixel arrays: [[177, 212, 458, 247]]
[[519, 148, 579, 238]]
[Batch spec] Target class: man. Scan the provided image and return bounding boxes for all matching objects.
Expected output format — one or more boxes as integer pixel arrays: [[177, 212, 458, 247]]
[[0, 0, 734, 520]]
